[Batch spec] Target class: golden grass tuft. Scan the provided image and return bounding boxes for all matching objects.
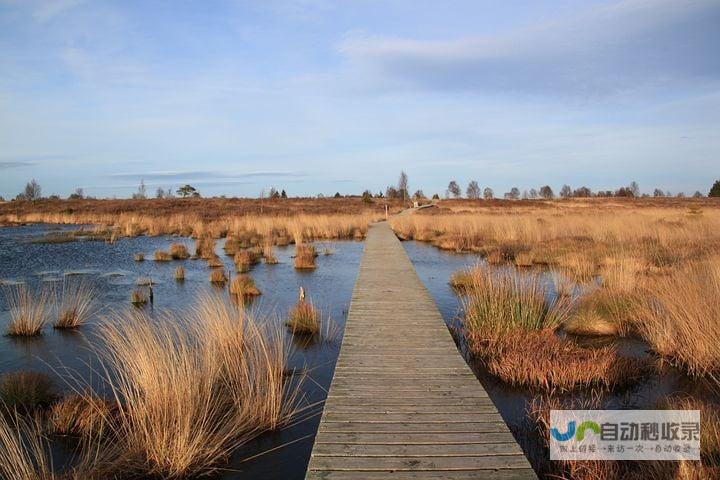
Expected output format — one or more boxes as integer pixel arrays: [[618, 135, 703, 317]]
[[514, 251, 534, 267], [558, 252, 596, 283], [95, 294, 303, 478], [467, 328, 650, 392], [207, 255, 223, 268], [153, 250, 171, 262], [229, 275, 261, 298], [233, 249, 259, 272], [4, 284, 49, 336], [294, 244, 316, 269], [53, 278, 96, 329], [130, 289, 147, 305], [169, 243, 190, 260], [0, 371, 56, 412], [634, 261, 720, 380], [563, 308, 619, 336], [50, 393, 116, 438], [195, 235, 216, 259], [209, 268, 227, 284], [133, 253, 144, 262], [564, 289, 636, 337], [174, 266, 185, 281], [449, 268, 475, 292], [462, 266, 572, 333], [601, 255, 644, 294], [262, 241, 278, 264], [287, 300, 320, 335]]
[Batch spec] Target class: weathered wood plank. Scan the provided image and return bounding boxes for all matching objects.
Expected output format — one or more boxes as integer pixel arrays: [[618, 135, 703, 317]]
[[305, 222, 536, 479]]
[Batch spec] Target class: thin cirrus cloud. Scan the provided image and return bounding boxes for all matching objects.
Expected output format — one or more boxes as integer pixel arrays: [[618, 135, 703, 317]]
[[0, 161, 36, 169], [337, 0, 720, 97], [107, 170, 308, 182]]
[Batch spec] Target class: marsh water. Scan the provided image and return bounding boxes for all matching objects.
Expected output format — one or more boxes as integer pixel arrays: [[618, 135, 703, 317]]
[[0, 224, 363, 479], [1, 225, 716, 478]]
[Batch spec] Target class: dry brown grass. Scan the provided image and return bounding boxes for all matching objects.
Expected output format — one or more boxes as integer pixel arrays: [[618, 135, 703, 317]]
[[262, 241, 278, 264], [390, 202, 720, 271], [209, 268, 227, 284], [461, 266, 572, 333], [169, 243, 190, 260], [634, 260, 720, 381], [4, 284, 50, 336], [563, 289, 636, 337], [130, 289, 147, 305], [95, 294, 303, 478], [514, 251, 534, 267], [0, 412, 54, 480], [294, 244, 317, 269], [195, 236, 216, 259], [287, 300, 320, 335], [0, 371, 56, 412], [153, 250, 171, 262], [53, 278, 96, 329], [233, 249, 260, 273], [460, 266, 650, 391], [174, 266, 185, 281], [0, 198, 386, 246], [50, 393, 116, 438], [206, 255, 223, 268], [229, 275, 261, 298], [468, 328, 650, 392]]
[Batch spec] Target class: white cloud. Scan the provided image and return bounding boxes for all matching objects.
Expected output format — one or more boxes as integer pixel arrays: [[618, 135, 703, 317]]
[[336, 0, 720, 97]]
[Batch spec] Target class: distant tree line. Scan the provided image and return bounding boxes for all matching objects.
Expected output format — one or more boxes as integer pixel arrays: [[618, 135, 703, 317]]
[[438, 179, 715, 200], [7, 177, 720, 201]]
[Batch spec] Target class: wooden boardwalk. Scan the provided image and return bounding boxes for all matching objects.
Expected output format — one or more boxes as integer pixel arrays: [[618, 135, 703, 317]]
[[305, 222, 536, 479]]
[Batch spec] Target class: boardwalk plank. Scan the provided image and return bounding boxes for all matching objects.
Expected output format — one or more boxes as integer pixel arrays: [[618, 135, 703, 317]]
[[305, 222, 536, 479]]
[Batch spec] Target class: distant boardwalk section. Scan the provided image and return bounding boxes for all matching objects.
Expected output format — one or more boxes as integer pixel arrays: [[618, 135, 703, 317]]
[[305, 222, 536, 479]]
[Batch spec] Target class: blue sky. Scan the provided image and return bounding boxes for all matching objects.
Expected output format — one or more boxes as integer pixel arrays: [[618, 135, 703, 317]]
[[0, 0, 718, 198]]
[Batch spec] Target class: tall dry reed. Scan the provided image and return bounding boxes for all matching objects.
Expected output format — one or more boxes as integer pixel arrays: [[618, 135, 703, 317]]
[[634, 260, 720, 381], [53, 278, 97, 329]]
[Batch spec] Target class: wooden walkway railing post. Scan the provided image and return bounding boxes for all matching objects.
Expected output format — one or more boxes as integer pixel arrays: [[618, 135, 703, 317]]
[[305, 222, 536, 479]]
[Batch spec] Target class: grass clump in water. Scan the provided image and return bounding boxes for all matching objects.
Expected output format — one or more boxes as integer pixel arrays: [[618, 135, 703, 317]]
[[463, 267, 570, 333], [4, 284, 49, 336], [133, 253, 144, 262], [174, 266, 185, 281], [287, 289, 320, 335], [131, 289, 147, 305], [209, 268, 227, 285], [234, 250, 260, 273], [154, 250, 171, 262], [461, 267, 650, 392], [53, 278, 96, 329], [229, 275, 261, 298], [93, 294, 303, 478], [294, 244, 316, 269], [262, 241, 278, 264], [169, 243, 190, 260]]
